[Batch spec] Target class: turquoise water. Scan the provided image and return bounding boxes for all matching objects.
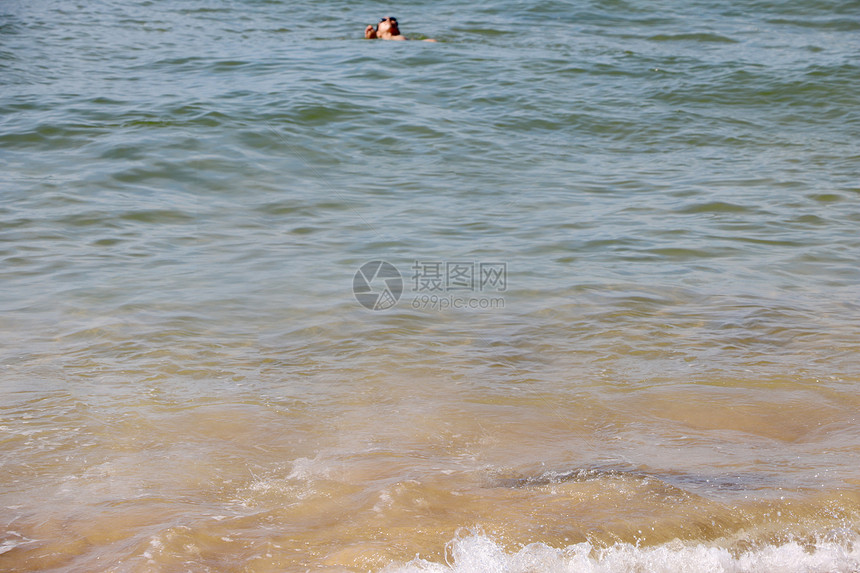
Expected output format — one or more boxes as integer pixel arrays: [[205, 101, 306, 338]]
[[2, 0, 860, 571]]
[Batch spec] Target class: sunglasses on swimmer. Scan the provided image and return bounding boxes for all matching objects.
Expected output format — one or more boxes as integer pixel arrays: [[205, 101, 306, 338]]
[[379, 17, 397, 23]]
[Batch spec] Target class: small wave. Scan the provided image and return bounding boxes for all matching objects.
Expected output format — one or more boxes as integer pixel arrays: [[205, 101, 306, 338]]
[[0, 531, 36, 556], [675, 201, 752, 214], [492, 465, 771, 493], [385, 532, 860, 573], [647, 33, 738, 43], [765, 18, 860, 32]]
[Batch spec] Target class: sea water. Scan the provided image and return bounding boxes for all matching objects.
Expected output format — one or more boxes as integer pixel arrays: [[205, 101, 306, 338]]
[[1, 0, 859, 571]]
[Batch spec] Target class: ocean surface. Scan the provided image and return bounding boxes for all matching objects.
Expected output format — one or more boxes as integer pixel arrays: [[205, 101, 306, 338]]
[[2, 0, 860, 571]]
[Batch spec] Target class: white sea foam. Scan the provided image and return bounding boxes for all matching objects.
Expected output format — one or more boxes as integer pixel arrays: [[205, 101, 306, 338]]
[[287, 455, 333, 481], [384, 533, 860, 573], [0, 531, 34, 556]]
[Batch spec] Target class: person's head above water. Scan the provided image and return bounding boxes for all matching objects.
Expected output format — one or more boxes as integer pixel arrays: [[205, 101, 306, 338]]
[[377, 16, 400, 37], [365, 16, 436, 42], [365, 16, 405, 40]]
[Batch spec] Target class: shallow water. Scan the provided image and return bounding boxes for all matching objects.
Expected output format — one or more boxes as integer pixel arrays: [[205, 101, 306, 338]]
[[2, 0, 860, 571]]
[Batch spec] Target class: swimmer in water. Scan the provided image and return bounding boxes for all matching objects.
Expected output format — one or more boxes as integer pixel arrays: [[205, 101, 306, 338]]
[[365, 16, 436, 42]]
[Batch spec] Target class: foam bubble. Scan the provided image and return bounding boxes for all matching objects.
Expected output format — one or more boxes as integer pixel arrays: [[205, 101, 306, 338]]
[[384, 532, 860, 573]]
